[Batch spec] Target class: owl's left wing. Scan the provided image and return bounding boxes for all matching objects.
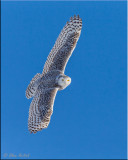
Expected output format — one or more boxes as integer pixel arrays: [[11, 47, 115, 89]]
[[42, 15, 82, 75], [28, 88, 58, 133]]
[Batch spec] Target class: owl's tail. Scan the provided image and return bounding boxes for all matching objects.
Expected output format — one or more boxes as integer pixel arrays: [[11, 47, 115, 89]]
[[26, 73, 42, 99]]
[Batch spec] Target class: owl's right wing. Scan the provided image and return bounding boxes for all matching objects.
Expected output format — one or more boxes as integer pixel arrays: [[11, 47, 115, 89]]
[[42, 15, 82, 75], [28, 88, 58, 133]]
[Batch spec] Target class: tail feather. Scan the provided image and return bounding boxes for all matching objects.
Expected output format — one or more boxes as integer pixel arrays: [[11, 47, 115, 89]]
[[26, 73, 42, 99]]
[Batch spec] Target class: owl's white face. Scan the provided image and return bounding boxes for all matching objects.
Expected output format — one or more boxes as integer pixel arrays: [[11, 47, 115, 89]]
[[58, 76, 71, 90]]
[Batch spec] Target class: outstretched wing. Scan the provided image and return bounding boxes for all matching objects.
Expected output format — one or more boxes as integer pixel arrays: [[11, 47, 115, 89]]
[[28, 88, 58, 133], [42, 15, 82, 75]]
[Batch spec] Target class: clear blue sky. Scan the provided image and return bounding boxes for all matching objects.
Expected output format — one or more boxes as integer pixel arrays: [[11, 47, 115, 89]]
[[1, 1, 127, 159]]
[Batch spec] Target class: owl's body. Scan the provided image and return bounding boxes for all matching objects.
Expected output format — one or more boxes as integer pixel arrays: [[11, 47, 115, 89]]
[[38, 70, 62, 90], [26, 15, 82, 133]]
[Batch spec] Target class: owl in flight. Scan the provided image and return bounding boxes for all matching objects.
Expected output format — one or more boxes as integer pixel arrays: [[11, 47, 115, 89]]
[[26, 15, 82, 133]]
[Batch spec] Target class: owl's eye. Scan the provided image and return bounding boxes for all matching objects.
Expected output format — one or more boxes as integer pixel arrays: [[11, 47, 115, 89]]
[[67, 79, 70, 81], [62, 79, 64, 81]]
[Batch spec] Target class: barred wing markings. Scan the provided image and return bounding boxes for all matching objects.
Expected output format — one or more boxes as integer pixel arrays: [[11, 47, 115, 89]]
[[28, 88, 58, 133], [42, 15, 82, 75]]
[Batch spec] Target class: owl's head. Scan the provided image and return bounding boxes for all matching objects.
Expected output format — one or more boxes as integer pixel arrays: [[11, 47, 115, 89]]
[[57, 75, 71, 90]]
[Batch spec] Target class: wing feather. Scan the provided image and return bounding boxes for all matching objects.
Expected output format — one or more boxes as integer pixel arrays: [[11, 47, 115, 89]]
[[28, 88, 58, 133], [42, 15, 82, 75]]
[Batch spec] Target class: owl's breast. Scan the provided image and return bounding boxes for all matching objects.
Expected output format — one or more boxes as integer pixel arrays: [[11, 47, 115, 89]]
[[38, 70, 62, 90]]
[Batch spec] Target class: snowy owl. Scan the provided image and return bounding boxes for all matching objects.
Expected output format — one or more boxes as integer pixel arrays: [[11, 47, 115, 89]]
[[26, 15, 82, 133]]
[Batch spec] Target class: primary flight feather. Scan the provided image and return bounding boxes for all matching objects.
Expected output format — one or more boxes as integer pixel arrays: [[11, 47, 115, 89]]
[[26, 15, 82, 133]]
